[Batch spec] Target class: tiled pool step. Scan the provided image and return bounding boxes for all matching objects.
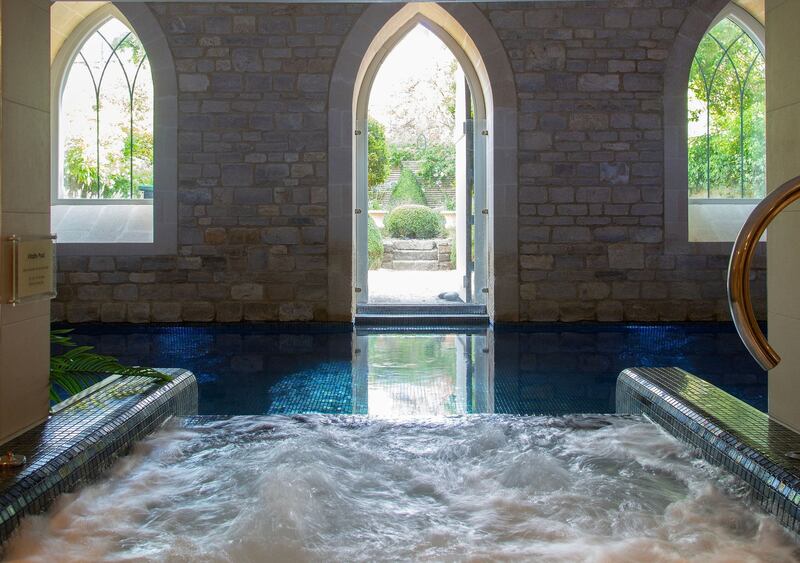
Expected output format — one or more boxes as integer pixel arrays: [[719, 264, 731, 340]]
[[355, 324, 489, 335], [355, 303, 488, 326], [357, 303, 486, 315], [0, 369, 197, 547], [617, 367, 800, 534]]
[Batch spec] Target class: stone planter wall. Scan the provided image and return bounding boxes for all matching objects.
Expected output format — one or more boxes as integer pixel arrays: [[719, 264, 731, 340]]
[[381, 238, 453, 271]]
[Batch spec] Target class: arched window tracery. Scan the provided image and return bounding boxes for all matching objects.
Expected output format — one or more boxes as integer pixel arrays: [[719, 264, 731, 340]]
[[688, 16, 765, 200], [60, 17, 153, 200]]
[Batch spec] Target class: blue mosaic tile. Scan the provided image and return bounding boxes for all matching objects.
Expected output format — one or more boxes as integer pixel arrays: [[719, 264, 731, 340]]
[[0, 369, 197, 547], [57, 322, 769, 415], [617, 366, 800, 534]]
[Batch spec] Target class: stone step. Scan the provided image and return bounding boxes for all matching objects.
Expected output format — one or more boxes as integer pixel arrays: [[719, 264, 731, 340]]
[[357, 304, 486, 315], [391, 260, 440, 271], [355, 313, 489, 327], [391, 239, 436, 250], [392, 249, 439, 261]]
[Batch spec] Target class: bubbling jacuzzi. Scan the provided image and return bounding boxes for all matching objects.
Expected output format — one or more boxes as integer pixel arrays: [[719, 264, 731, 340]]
[[4, 414, 798, 561], [2, 325, 798, 560]]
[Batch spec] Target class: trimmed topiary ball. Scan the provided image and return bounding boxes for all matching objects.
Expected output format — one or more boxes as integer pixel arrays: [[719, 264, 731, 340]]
[[367, 215, 384, 269], [384, 204, 444, 239]]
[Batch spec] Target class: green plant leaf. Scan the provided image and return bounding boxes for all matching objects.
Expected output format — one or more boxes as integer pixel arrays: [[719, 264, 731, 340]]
[[50, 329, 171, 403]]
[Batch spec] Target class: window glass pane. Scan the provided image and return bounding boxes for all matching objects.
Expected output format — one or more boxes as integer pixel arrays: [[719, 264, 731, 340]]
[[687, 17, 765, 200], [61, 61, 97, 198], [60, 18, 153, 200], [742, 53, 766, 199], [707, 53, 739, 198]]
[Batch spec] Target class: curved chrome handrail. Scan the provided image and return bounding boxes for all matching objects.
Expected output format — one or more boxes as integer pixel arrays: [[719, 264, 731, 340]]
[[728, 175, 800, 370]]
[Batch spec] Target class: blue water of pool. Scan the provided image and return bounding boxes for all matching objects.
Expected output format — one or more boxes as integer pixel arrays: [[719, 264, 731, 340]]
[[57, 322, 766, 416]]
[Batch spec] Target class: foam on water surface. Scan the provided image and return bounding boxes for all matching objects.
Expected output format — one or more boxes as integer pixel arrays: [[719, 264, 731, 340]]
[[4, 415, 799, 562]]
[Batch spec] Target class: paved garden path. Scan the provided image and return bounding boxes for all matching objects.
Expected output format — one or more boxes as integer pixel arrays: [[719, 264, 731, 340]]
[[368, 269, 461, 303]]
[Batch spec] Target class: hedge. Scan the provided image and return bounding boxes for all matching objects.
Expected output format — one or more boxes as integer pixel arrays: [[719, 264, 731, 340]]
[[367, 215, 384, 269], [384, 205, 444, 239], [389, 169, 426, 207]]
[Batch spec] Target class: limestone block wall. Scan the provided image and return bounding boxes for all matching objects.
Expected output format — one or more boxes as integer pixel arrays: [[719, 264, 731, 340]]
[[481, 0, 765, 321], [51, 0, 766, 323], [54, 3, 365, 323]]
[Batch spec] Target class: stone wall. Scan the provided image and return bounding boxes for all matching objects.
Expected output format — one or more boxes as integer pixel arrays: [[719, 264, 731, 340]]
[[482, 1, 765, 321], [381, 238, 453, 271], [52, 0, 766, 323], [55, 2, 365, 322]]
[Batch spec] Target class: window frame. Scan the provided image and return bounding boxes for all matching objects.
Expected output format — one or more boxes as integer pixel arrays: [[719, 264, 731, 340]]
[[51, 3, 177, 256], [664, 2, 766, 253]]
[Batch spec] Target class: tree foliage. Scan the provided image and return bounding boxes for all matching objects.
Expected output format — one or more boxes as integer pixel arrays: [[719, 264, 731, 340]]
[[687, 18, 765, 199], [418, 144, 456, 192], [367, 216, 384, 270], [368, 26, 460, 209], [388, 145, 417, 169], [368, 118, 390, 189], [388, 143, 456, 197], [50, 329, 170, 404], [385, 58, 458, 147], [64, 130, 154, 199], [61, 21, 153, 199]]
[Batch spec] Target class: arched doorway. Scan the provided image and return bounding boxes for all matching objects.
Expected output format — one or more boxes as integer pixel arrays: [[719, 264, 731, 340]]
[[354, 17, 488, 308], [327, 3, 518, 321]]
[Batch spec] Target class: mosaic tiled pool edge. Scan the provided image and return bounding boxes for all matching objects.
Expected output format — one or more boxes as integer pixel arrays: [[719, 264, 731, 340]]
[[617, 366, 800, 534], [0, 369, 198, 546]]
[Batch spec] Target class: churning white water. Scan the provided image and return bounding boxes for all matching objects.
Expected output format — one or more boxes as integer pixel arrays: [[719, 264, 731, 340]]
[[4, 415, 799, 562]]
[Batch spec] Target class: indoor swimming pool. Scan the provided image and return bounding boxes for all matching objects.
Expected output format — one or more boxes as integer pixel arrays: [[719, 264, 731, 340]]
[[1, 322, 796, 560], [59, 322, 768, 416]]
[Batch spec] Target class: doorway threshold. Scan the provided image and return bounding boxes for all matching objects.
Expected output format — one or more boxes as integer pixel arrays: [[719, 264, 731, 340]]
[[354, 303, 488, 327]]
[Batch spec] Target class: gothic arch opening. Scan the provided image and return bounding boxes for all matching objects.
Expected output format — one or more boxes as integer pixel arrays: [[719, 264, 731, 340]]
[[328, 3, 518, 321], [355, 18, 487, 307]]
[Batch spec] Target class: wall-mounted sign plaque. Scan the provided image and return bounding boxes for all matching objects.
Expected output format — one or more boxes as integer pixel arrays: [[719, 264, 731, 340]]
[[6, 235, 57, 305]]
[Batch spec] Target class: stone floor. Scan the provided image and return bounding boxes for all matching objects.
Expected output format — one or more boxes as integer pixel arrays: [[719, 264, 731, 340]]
[[368, 269, 462, 303]]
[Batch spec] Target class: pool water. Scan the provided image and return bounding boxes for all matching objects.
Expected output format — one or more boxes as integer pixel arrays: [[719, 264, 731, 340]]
[[4, 415, 797, 561], [61, 323, 768, 416], [17, 322, 794, 560]]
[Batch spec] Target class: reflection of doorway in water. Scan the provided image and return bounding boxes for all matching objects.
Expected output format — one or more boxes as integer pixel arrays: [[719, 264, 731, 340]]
[[355, 23, 487, 307], [352, 330, 493, 417]]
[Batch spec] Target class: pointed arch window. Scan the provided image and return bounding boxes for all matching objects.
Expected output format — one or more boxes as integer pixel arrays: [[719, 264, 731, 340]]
[[52, 4, 177, 254], [688, 16, 765, 200], [59, 17, 153, 200]]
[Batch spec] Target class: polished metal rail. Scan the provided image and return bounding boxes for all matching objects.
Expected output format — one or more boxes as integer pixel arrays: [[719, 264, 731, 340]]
[[728, 175, 800, 370]]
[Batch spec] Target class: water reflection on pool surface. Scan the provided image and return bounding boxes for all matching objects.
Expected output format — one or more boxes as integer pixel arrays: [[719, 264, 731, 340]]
[[61, 323, 767, 416]]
